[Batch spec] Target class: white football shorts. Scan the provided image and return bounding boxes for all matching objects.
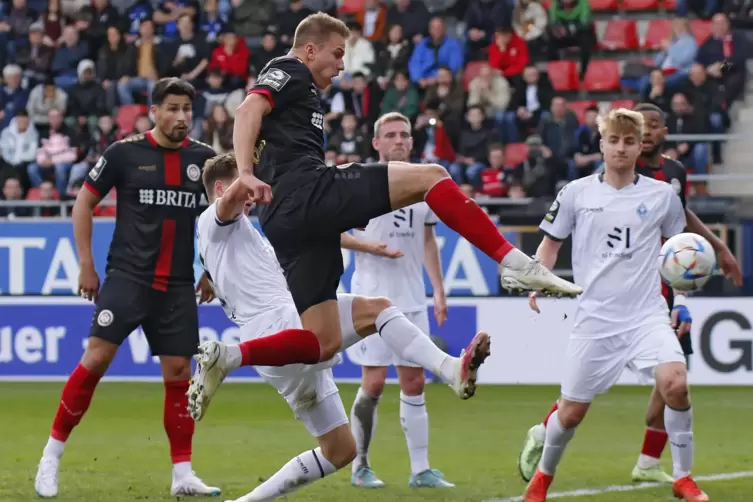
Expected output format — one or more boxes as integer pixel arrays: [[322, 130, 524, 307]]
[[561, 315, 686, 403], [345, 309, 430, 368], [239, 303, 348, 438]]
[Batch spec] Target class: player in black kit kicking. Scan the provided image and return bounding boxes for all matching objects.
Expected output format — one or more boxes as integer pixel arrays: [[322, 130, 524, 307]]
[[232, 12, 582, 370], [34, 78, 221, 499]]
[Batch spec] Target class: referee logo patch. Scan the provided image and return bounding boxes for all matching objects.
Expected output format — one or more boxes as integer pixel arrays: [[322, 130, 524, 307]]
[[259, 69, 291, 91]]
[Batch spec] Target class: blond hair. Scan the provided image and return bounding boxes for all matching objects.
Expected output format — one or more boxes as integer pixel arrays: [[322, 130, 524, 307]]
[[293, 12, 350, 48], [597, 108, 644, 139], [373, 112, 412, 138], [202, 153, 238, 197]]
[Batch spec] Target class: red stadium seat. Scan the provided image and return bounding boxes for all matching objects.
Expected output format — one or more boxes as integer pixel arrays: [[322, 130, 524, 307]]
[[691, 20, 713, 45], [568, 100, 597, 123], [338, 0, 364, 14], [600, 20, 639, 51], [582, 60, 621, 92], [662, 0, 677, 9], [462, 61, 487, 91], [546, 61, 579, 92], [116, 105, 148, 135], [590, 0, 618, 10], [504, 143, 529, 167], [643, 20, 672, 50], [610, 99, 636, 110], [621, 0, 658, 9]]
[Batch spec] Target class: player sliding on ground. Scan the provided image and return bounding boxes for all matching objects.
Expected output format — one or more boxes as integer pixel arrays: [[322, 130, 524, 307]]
[[341, 112, 454, 489], [187, 153, 490, 502], [517, 103, 742, 487], [230, 12, 582, 381], [520, 109, 708, 502]]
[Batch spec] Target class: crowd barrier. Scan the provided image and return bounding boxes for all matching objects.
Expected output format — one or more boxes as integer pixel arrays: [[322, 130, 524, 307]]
[[1, 297, 751, 385]]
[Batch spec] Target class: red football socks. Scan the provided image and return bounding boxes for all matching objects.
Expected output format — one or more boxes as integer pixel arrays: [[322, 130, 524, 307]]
[[641, 427, 668, 459], [50, 363, 102, 442], [239, 328, 322, 366], [543, 402, 559, 427], [425, 177, 514, 262], [164, 380, 194, 464]]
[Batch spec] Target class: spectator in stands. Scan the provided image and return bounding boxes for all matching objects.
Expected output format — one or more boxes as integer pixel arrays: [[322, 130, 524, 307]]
[[342, 21, 376, 78], [231, 0, 274, 41], [570, 105, 602, 179], [166, 14, 209, 85], [81, 0, 121, 55], [664, 92, 710, 175], [641, 68, 671, 111], [11, 21, 54, 86], [67, 60, 107, 119], [37, 180, 61, 217], [40, 0, 63, 45], [513, 0, 548, 59], [374, 24, 411, 88], [0, 64, 29, 130], [503, 65, 552, 142], [3, 0, 37, 43], [68, 114, 116, 189], [414, 111, 456, 167], [0, 110, 37, 190], [251, 30, 284, 75], [0, 176, 30, 217], [386, 0, 430, 45], [28, 108, 76, 194], [130, 113, 151, 135], [380, 70, 420, 119], [723, 0, 753, 29], [123, 0, 153, 42], [199, 0, 228, 45], [467, 62, 512, 127], [154, 0, 199, 40], [355, 0, 387, 42], [408, 16, 464, 89], [449, 105, 498, 188], [27, 78, 67, 136], [98, 25, 134, 109], [327, 112, 369, 164], [208, 30, 249, 88], [696, 13, 747, 103], [478, 143, 508, 197], [487, 26, 529, 81], [684, 62, 727, 162], [51, 25, 89, 88], [118, 18, 163, 105], [278, 0, 313, 46], [333, 72, 381, 129], [199, 69, 229, 120], [61, 0, 89, 18], [510, 134, 559, 197], [537, 96, 579, 163], [422, 66, 465, 139], [464, 0, 509, 62], [200, 103, 233, 153], [547, 0, 594, 79], [225, 73, 255, 118], [641, 18, 697, 95], [677, 0, 718, 19]]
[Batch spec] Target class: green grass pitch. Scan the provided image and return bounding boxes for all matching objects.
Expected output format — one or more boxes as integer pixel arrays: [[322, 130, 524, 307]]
[[1, 382, 752, 501]]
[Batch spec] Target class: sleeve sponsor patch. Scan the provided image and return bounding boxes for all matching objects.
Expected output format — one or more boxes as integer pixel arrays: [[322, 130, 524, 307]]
[[544, 200, 560, 223], [89, 156, 107, 181], [258, 68, 291, 91]]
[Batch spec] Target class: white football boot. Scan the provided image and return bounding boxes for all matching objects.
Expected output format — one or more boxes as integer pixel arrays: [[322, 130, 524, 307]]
[[188, 341, 231, 421], [171, 471, 221, 497], [34, 456, 60, 498], [499, 249, 583, 297]]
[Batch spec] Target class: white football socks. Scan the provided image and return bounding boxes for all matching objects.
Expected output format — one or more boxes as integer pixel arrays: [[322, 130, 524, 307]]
[[400, 392, 430, 474], [665, 406, 694, 479], [350, 387, 380, 474], [43, 437, 65, 459], [539, 411, 576, 476], [239, 447, 337, 501]]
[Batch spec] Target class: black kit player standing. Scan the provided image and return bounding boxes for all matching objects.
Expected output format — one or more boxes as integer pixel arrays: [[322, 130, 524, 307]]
[[34, 78, 221, 499]]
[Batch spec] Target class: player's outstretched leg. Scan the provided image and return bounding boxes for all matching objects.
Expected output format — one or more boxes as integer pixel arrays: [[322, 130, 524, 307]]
[[655, 363, 708, 502], [387, 163, 582, 297], [161, 359, 221, 497], [518, 402, 559, 482], [350, 382, 385, 488], [632, 388, 673, 484]]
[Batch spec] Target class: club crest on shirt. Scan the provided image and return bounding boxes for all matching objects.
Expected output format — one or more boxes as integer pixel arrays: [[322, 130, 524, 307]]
[[186, 164, 201, 182], [637, 202, 649, 219], [545, 200, 560, 223], [259, 68, 291, 91]]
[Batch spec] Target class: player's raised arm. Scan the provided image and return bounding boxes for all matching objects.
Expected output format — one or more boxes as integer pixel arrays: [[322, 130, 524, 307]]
[[202, 153, 253, 230], [233, 93, 272, 202], [424, 219, 447, 326]]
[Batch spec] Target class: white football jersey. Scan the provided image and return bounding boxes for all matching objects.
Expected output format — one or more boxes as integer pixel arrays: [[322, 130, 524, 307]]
[[539, 173, 686, 338], [350, 203, 438, 312], [197, 203, 295, 326]]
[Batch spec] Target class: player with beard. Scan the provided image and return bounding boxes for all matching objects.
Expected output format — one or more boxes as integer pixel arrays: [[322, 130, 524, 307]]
[[34, 78, 221, 498], [517, 102, 742, 487]]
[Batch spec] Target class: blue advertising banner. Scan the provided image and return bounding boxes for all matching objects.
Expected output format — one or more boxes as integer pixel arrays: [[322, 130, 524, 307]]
[[0, 219, 503, 297], [0, 298, 478, 381]]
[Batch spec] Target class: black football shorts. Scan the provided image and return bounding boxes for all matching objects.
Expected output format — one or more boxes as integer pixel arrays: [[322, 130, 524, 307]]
[[261, 162, 392, 314], [89, 275, 199, 357]]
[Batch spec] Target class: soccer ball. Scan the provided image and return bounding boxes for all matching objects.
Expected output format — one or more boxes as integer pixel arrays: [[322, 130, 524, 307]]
[[659, 233, 716, 291]]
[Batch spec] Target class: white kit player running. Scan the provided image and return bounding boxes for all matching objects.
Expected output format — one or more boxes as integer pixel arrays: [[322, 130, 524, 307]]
[[342, 112, 454, 489], [188, 153, 491, 502], [522, 109, 708, 502]]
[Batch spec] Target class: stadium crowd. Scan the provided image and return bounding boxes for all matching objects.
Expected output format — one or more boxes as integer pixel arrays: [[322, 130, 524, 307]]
[[0, 0, 746, 218]]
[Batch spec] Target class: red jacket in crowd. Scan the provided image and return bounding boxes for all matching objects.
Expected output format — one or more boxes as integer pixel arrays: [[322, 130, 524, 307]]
[[487, 32, 529, 78]]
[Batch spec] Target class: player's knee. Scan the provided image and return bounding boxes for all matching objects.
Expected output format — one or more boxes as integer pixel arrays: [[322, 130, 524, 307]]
[[81, 337, 118, 374], [160, 355, 192, 381], [398, 367, 425, 396], [351, 296, 394, 335], [421, 163, 451, 187], [557, 400, 588, 429], [362, 367, 387, 397], [319, 337, 342, 362], [320, 427, 357, 468], [659, 374, 689, 408]]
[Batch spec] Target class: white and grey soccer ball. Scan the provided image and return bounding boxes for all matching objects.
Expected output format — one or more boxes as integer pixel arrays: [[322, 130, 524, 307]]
[[658, 233, 716, 291]]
